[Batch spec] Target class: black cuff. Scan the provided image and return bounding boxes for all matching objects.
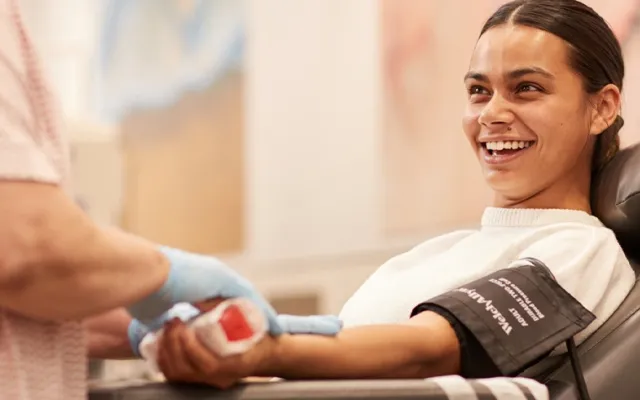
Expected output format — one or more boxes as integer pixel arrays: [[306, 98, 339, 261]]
[[410, 260, 595, 377], [412, 303, 501, 378]]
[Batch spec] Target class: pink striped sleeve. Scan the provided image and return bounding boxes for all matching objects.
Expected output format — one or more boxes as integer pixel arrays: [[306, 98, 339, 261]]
[[0, 0, 62, 185]]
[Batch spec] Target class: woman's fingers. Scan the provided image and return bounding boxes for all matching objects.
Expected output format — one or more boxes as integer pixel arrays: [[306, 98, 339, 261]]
[[156, 315, 263, 389], [158, 319, 197, 381], [179, 326, 248, 388], [179, 325, 222, 376]]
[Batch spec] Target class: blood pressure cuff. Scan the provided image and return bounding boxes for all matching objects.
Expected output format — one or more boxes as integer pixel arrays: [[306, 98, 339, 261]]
[[411, 258, 596, 378]]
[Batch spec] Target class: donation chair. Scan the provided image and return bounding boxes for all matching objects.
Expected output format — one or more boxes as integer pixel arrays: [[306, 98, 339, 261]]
[[529, 142, 640, 400]]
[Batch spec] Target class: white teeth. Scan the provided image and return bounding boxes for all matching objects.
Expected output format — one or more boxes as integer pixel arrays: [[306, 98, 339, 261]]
[[485, 140, 533, 151]]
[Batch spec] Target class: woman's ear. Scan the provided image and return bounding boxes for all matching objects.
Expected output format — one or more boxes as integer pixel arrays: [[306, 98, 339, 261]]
[[589, 84, 621, 136]]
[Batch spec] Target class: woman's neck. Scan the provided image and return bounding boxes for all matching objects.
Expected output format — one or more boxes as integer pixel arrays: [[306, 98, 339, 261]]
[[492, 166, 593, 214], [494, 190, 592, 213]]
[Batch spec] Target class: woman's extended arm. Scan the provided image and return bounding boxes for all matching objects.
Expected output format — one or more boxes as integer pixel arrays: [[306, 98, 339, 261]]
[[156, 310, 461, 386], [258, 311, 460, 379]]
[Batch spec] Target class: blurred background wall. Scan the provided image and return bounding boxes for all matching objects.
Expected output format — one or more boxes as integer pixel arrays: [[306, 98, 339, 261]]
[[17, 0, 640, 322]]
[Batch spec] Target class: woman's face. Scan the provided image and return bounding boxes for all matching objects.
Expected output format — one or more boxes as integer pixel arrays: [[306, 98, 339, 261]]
[[462, 24, 594, 206]]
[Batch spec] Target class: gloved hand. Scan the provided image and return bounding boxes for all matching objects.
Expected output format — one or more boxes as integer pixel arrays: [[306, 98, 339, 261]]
[[128, 303, 343, 357], [127, 247, 343, 337]]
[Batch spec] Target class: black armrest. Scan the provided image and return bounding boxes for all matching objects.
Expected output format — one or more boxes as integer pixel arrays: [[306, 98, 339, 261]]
[[89, 379, 454, 400]]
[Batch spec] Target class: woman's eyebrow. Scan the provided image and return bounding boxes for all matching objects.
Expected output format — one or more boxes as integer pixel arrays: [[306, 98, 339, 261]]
[[507, 67, 555, 80], [463, 71, 488, 83], [464, 67, 555, 82]]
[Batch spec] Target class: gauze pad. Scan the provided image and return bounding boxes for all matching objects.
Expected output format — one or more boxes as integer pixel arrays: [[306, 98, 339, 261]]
[[139, 298, 268, 373]]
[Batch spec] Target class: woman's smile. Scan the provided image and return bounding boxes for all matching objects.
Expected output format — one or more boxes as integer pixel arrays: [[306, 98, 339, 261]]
[[480, 140, 536, 165]]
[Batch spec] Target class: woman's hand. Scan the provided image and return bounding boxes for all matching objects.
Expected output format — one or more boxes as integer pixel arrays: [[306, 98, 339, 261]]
[[155, 299, 279, 389], [156, 318, 278, 388]]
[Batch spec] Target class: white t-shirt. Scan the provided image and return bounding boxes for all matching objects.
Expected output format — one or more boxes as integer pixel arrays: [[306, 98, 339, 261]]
[[340, 207, 635, 347]]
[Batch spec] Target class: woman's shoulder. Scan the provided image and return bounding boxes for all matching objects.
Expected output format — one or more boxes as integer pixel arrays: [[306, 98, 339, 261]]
[[519, 221, 628, 272], [527, 218, 619, 248], [481, 207, 621, 254]]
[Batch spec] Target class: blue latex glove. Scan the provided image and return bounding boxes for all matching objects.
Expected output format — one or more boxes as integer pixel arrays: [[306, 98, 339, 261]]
[[127, 303, 343, 357], [128, 247, 343, 337]]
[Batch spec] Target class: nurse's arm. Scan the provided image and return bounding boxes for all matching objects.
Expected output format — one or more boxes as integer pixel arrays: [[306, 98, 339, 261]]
[[0, 181, 169, 321]]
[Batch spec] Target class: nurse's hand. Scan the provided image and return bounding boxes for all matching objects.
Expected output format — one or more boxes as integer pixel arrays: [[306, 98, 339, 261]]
[[128, 247, 342, 337]]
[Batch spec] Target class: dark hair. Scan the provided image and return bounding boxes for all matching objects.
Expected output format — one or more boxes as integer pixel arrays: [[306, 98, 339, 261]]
[[481, 0, 625, 171]]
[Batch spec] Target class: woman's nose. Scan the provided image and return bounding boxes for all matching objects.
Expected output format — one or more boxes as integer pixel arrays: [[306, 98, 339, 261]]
[[477, 94, 514, 130]]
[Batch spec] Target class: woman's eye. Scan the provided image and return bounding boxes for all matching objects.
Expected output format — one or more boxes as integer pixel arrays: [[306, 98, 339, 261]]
[[468, 85, 489, 96], [516, 83, 541, 93]]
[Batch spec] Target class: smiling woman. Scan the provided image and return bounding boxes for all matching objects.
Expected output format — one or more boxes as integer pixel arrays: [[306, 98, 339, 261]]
[[153, 0, 636, 389], [463, 2, 624, 208]]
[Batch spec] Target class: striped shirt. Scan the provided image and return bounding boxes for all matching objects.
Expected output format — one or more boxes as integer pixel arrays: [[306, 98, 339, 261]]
[[0, 0, 85, 399]]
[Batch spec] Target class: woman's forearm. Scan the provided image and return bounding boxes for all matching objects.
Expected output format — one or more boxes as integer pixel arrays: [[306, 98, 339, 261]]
[[85, 308, 136, 359], [258, 311, 460, 380], [0, 182, 169, 321]]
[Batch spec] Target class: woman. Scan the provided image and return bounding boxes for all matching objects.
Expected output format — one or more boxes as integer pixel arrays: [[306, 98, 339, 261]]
[[156, 0, 636, 387], [0, 0, 339, 398]]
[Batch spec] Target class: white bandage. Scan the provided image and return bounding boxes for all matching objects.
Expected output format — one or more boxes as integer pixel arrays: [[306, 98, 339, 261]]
[[139, 298, 268, 373]]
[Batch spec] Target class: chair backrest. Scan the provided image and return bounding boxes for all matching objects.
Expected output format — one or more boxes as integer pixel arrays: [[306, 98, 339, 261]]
[[524, 143, 640, 399], [592, 142, 640, 265], [535, 271, 640, 400]]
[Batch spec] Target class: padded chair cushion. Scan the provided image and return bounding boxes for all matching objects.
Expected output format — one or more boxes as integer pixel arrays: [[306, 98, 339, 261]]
[[592, 143, 640, 264], [538, 275, 640, 400]]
